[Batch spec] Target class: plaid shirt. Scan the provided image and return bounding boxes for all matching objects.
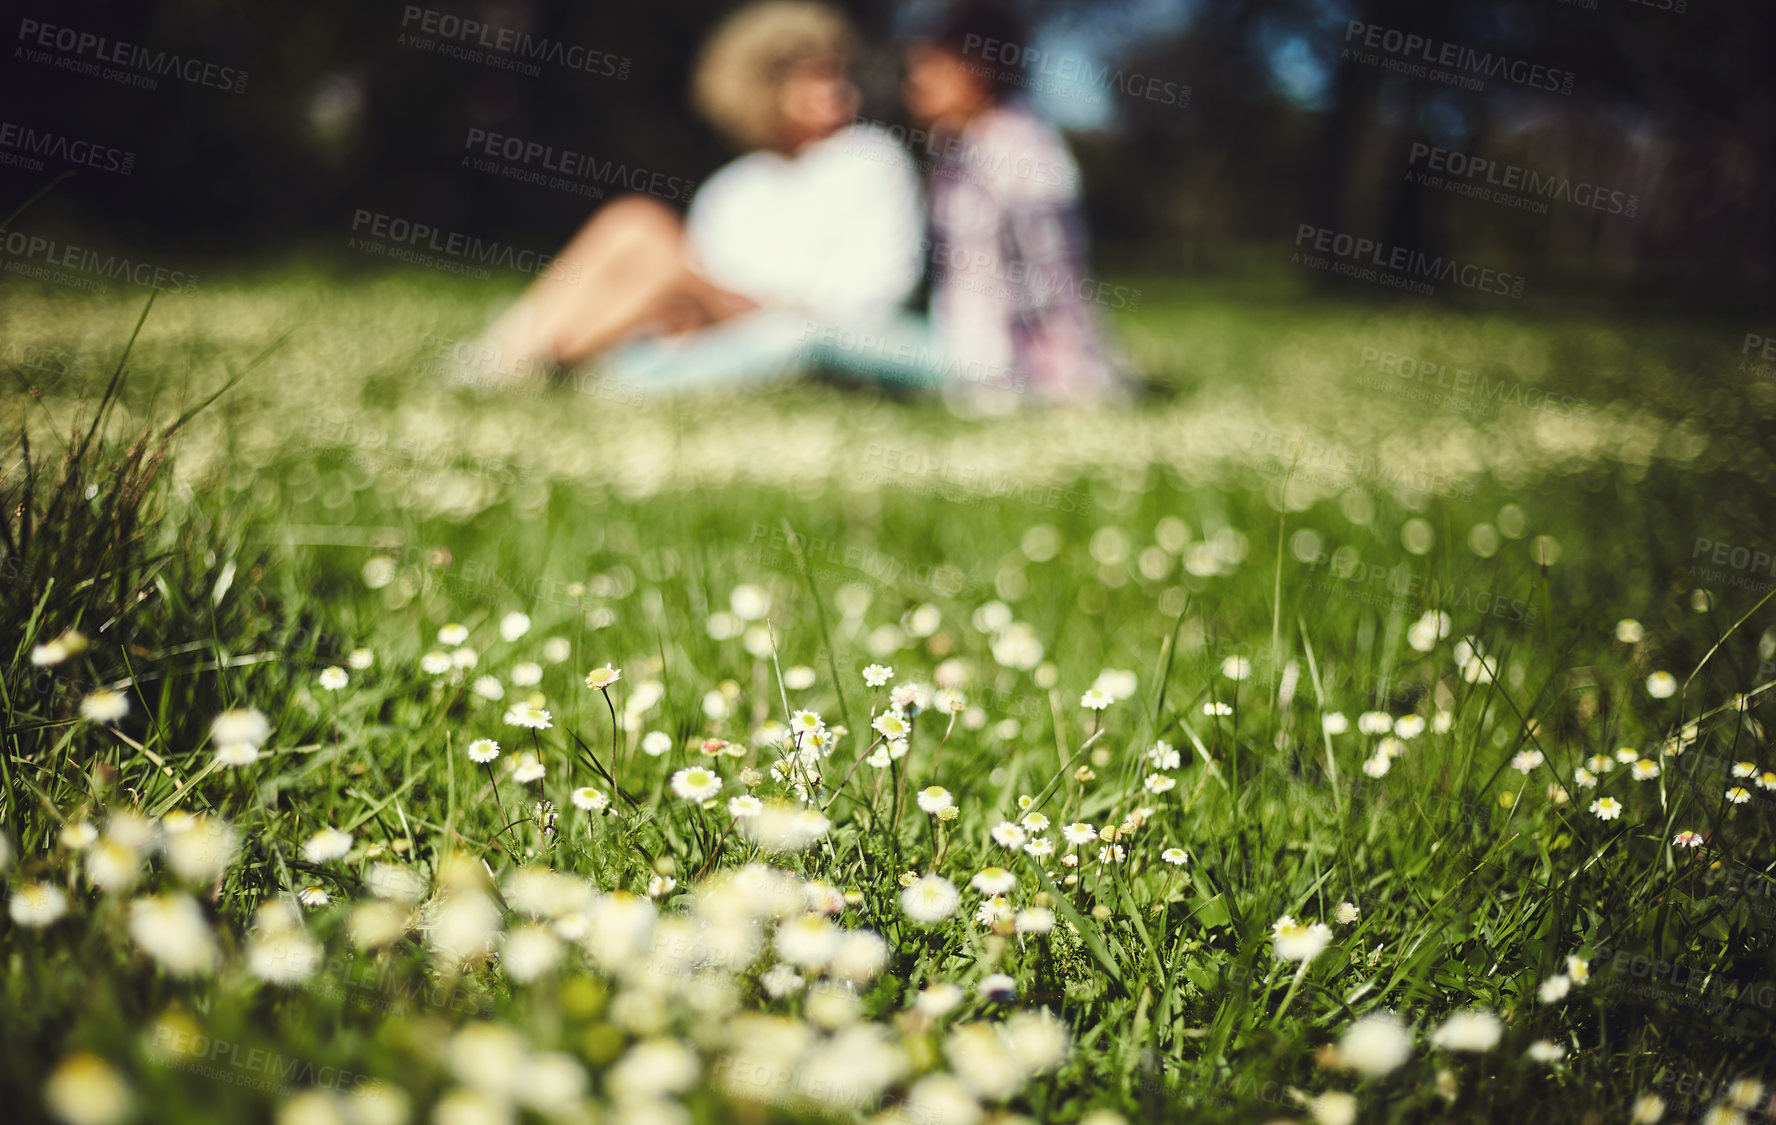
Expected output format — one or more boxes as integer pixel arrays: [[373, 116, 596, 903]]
[[927, 102, 1123, 402]]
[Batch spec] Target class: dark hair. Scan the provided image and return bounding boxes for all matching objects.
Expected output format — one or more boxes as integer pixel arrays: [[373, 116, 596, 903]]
[[923, 2, 1031, 95]]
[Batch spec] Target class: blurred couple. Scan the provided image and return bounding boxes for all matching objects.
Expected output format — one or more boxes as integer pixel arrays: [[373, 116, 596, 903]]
[[473, 0, 1127, 410]]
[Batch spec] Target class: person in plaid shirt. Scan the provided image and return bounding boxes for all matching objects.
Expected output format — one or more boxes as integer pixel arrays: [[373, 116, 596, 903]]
[[904, 1, 1130, 407]]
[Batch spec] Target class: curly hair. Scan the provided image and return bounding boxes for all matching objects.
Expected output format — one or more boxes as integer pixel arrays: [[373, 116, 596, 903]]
[[691, 1, 856, 150]]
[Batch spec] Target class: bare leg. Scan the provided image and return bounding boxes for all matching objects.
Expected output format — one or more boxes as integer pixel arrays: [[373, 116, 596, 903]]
[[479, 195, 754, 374]]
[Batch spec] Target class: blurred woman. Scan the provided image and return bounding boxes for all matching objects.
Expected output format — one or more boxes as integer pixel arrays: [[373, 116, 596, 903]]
[[473, 1, 922, 387]]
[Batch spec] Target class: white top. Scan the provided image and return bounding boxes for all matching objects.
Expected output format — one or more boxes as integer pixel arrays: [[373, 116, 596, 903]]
[[685, 124, 924, 325]]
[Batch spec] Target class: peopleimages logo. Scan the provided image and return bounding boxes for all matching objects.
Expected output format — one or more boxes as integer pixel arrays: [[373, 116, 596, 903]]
[[1407, 144, 1638, 218], [15, 18, 248, 93], [398, 6, 631, 79], [348, 210, 580, 283], [0, 230, 198, 293], [1294, 224, 1526, 299], [461, 129, 696, 204], [959, 34, 1191, 109], [1343, 21, 1574, 95], [0, 122, 134, 176]]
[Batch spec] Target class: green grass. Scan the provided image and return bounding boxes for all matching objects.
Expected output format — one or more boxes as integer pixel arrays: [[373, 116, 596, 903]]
[[3, 269, 1775, 1125]]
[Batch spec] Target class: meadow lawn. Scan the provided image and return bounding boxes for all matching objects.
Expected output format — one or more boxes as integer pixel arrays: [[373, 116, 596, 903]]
[[3, 268, 1775, 1125]]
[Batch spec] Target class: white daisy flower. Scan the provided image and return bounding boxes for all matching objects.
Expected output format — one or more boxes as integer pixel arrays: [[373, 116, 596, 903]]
[[671, 767, 722, 801], [862, 664, 893, 687], [302, 827, 353, 863], [1430, 1009, 1502, 1052], [211, 708, 270, 749], [9, 883, 69, 927], [468, 739, 501, 763], [971, 867, 1017, 895], [571, 787, 609, 812], [1357, 711, 1393, 735], [901, 875, 961, 924], [916, 786, 955, 814], [503, 702, 552, 729], [1272, 915, 1333, 962], [1393, 714, 1426, 739], [1062, 822, 1097, 846], [990, 821, 1028, 849], [1336, 1013, 1412, 1077], [727, 795, 762, 818], [79, 690, 130, 725], [584, 664, 621, 690]]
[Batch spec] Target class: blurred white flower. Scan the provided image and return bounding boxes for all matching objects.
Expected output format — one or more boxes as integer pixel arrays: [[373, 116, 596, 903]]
[[1272, 915, 1332, 962], [163, 815, 238, 883], [902, 875, 961, 924], [502, 925, 563, 982], [303, 827, 353, 863], [1337, 1013, 1412, 1077], [79, 690, 130, 724], [44, 1052, 132, 1125], [1430, 1009, 1502, 1052], [129, 894, 218, 975], [503, 702, 551, 729], [1539, 974, 1571, 1003], [10, 883, 69, 928]]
